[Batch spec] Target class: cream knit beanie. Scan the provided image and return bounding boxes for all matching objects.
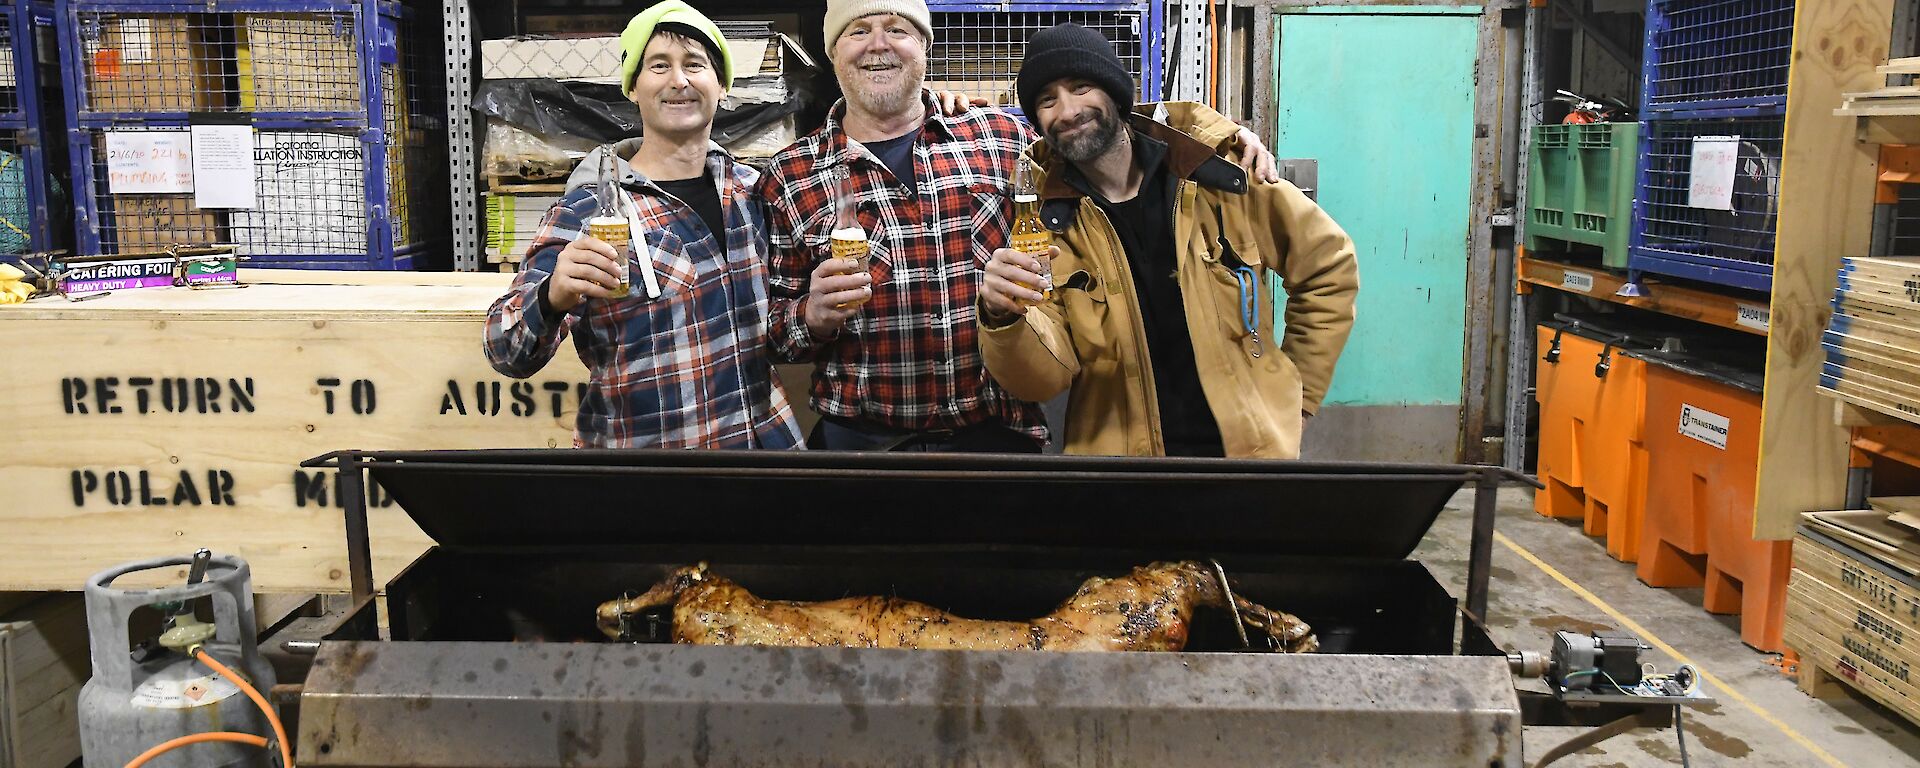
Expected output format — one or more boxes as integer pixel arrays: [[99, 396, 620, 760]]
[[822, 0, 934, 46]]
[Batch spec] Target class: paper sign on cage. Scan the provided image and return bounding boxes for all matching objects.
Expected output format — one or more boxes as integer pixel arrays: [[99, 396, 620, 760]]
[[191, 124, 258, 209], [105, 131, 194, 195], [1688, 135, 1738, 211]]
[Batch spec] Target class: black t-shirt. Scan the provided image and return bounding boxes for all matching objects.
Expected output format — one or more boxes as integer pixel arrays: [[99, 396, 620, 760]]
[[860, 128, 920, 190], [656, 170, 725, 243], [1082, 138, 1225, 458]]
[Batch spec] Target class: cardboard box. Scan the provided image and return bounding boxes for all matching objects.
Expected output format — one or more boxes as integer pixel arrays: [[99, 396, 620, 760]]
[[0, 596, 88, 768], [480, 36, 623, 85], [239, 14, 361, 113], [480, 30, 811, 93], [724, 115, 798, 160], [84, 15, 224, 113], [518, 14, 627, 36], [108, 195, 222, 253]]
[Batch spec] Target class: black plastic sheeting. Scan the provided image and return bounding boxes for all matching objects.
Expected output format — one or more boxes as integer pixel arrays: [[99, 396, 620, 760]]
[[472, 78, 811, 147]]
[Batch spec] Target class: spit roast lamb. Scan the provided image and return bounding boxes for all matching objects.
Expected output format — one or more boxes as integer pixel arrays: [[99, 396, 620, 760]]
[[595, 561, 1317, 653]]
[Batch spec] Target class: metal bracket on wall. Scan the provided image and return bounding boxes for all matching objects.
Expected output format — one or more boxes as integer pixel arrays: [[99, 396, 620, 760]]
[[444, 0, 479, 272], [1278, 158, 1316, 201]]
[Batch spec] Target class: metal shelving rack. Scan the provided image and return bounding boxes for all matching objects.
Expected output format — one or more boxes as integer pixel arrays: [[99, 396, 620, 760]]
[[437, 1, 1166, 272], [56, 0, 447, 268], [0, 1, 67, 257]]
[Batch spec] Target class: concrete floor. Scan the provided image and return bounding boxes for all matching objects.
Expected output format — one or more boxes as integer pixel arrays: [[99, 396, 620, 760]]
[[1420, 486, 1920, 767]]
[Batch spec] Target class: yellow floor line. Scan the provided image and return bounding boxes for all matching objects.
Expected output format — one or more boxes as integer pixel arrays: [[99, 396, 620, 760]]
[[1494, 530, 1845, 768]]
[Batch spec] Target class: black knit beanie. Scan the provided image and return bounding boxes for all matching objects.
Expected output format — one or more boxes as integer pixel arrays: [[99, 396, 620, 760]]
[[1017, 23, 1135, 126]]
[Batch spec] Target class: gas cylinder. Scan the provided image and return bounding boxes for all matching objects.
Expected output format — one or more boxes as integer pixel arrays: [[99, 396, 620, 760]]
[[78, 550, 277, 767]]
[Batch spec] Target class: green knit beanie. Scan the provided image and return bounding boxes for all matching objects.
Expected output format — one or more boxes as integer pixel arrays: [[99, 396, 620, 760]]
[[619, 1, 733, 94]]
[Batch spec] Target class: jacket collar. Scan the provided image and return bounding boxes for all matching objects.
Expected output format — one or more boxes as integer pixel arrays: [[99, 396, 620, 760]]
[[1033, 110, 1247, 231], [811, 90, 954, 172]]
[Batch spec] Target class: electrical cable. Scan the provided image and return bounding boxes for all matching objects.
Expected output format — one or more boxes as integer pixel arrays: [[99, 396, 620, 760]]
[[1675, 704, 1692, 767]]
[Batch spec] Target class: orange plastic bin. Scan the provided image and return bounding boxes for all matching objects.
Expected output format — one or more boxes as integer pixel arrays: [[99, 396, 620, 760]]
[[1533, 323, 1650, 562], [1534, 324, 1600, 521], [1636, 361, 1789, 652]]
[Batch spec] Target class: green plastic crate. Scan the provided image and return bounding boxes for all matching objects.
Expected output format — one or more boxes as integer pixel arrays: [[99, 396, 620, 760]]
[[1525, 122, 1639, 268]]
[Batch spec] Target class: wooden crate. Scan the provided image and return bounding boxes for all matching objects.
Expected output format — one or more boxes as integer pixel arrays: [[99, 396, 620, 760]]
[[0, 596, 88, 768], [1785, 531, 1920, 725], [0, 271, 590, 592]]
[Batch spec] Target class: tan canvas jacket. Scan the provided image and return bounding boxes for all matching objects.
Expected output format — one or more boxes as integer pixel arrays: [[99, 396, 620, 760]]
[[979, 101, 1359, 458]]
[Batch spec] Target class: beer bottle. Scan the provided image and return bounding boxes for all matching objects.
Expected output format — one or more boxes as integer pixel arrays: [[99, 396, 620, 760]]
[[587, 153, 632, 299], [1009, 159, 1052, 304], [830, 167, 870, 309]]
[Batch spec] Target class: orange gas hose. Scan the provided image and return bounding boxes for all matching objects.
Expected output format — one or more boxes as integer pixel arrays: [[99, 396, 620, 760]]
[[123, 732, 269, 768], [194, 647, 294, 768]]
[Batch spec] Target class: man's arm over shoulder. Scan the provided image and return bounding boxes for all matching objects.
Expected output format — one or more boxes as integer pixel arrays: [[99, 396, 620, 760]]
[[1254, 180, 1358, 415], [484, 191, 593, 378]]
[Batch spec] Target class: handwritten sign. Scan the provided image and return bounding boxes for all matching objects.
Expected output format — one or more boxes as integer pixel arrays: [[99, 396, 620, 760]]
[[1688, 136, 1739, 211], [106, 131, 194, 194]]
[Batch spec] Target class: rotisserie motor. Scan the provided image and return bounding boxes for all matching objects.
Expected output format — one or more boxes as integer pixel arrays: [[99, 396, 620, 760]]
[[596, 561, 1317, 653]]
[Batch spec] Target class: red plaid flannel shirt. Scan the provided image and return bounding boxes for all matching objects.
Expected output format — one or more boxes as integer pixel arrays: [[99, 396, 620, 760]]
[[760, 93, 1047, 440]]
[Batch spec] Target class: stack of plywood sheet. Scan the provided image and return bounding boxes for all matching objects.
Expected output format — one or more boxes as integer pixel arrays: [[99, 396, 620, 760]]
[[1820, 256, 1920, 423], [1834, 58, 1920, 116], [1786, 502, 1920, 726]]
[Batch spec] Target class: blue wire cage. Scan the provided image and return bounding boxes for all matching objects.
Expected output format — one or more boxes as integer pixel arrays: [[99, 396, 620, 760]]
[[57, 0, 445, 269], [922, 1, 1164, 118], [1628, 116, 1783, 293], [1640, 0, 1795, 120], [0, 1, 68, 259]]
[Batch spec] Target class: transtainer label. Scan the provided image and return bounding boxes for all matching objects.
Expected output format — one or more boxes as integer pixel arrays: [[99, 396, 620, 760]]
[[1678, 404, 1731, 450]]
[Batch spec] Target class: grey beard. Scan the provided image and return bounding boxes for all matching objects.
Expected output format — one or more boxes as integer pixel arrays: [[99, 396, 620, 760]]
[[1053, 111, 1123, 164]]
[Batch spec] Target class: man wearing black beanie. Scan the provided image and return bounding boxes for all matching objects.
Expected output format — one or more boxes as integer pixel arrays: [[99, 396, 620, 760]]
[[978, 23, 1360, 459]]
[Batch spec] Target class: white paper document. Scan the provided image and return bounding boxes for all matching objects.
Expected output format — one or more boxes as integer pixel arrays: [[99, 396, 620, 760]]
[[191, 124, 258, 209]]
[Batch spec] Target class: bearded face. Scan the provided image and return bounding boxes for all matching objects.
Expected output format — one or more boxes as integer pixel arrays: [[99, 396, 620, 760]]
[[832, 15, 930, 118], [1038, 82, 1125, 164]]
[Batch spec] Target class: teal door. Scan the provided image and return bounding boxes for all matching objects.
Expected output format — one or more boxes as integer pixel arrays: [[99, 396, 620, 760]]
[[1274, 6, 1480, 461]]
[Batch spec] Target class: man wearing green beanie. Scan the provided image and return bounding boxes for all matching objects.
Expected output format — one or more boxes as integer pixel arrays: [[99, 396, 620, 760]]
[[485, 0, 804, 449]]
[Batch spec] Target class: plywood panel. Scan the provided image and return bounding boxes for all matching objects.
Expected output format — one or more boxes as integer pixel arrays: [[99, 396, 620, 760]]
[[1755, 0, 1894, 539], [0, 283, 590, 591]]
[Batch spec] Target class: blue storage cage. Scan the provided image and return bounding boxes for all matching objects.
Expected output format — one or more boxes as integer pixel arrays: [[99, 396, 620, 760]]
[[1640, 0, 1795, 120], [1628, 116, 1782, 292], [922, 1, 1164, 119], [0, 1, 68, 259], [56, 0, 446, 269]]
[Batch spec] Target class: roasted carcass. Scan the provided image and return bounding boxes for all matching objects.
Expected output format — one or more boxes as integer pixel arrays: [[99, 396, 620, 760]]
[[595, 561, 1316, 653]]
